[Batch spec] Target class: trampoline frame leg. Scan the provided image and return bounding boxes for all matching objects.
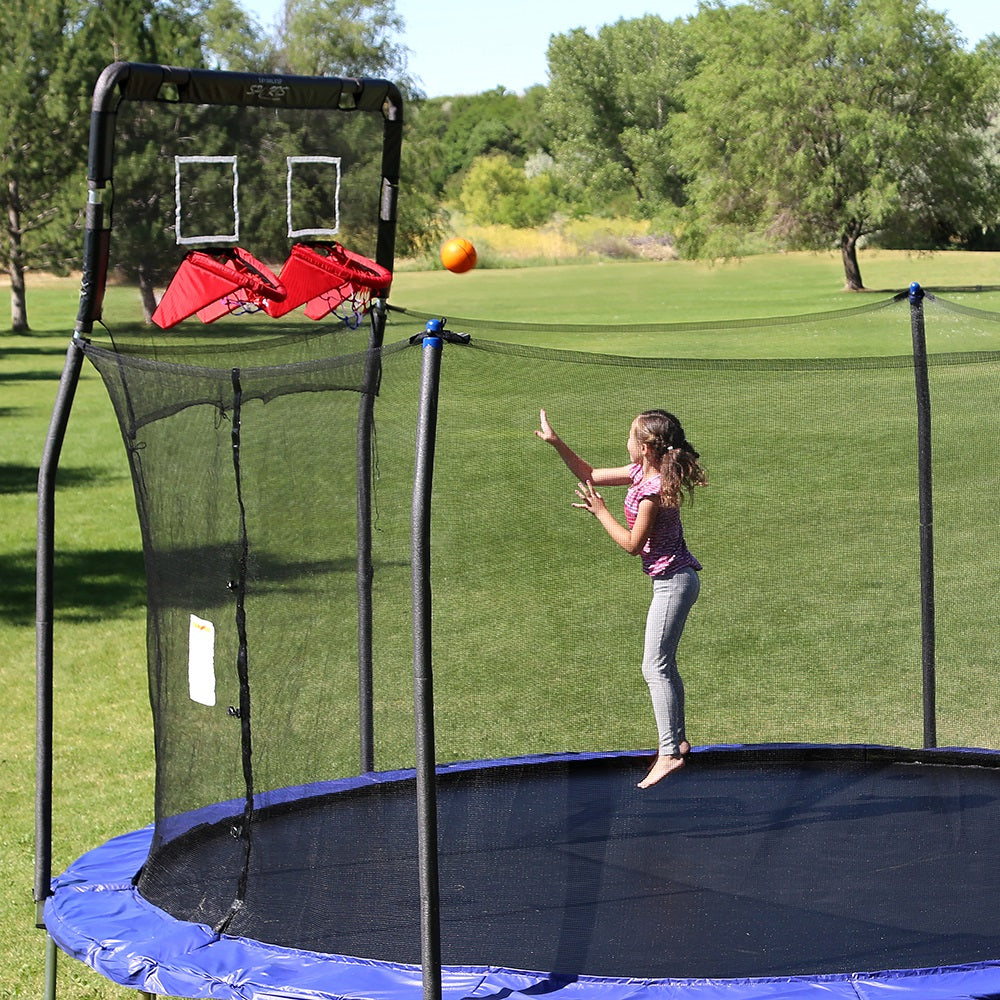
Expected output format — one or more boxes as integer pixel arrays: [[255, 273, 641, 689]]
[[44, 933, 57, 1000]]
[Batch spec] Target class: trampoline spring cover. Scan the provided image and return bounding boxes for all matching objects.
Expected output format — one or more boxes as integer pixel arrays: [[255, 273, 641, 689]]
[[44, 746, 1000, 1000]]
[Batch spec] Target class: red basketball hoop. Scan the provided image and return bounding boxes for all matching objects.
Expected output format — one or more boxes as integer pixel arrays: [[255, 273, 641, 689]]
[[152, 248, 287, 329], [268, 242, 392, 325]]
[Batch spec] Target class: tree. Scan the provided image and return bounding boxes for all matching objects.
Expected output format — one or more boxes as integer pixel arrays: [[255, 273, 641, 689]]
[[69, 0, 218, 320], [0, 0, 225, 329], [458, 153, 558, 228], [271, 0, 413, 85], [0, 0, 87, 332], [411, 87, 554, 194], [199, 0, 272, 71], [544, 16, 696, 217], [951, 36, 1000, 249], [672, 0, 999, 290]]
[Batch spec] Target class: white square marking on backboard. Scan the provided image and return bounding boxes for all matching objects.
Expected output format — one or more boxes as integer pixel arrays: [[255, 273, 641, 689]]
[[287, 155, 341, 238], [175, 155, 239, 245]]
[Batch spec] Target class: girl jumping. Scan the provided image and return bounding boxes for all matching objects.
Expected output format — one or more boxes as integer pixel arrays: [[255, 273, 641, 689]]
[[535, 408, 707, 788]]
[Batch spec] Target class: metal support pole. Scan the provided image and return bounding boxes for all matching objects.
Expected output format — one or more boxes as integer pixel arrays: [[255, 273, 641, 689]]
[[36, 339, 86, 908], [908, 283, 936, 748], [36, 338, 87, 1000], [357, 300, 388, 773], [43, 930, 57, 1000], [412, 333, 443, 1000]]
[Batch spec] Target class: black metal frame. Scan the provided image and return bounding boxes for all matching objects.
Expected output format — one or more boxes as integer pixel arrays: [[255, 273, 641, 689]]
[[35, 59, 411, 999]]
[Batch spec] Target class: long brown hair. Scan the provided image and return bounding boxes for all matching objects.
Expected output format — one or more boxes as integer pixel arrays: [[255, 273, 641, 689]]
[[634, 409, 708, 507]]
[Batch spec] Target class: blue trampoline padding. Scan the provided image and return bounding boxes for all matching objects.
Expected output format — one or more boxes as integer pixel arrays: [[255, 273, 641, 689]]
[[44, 747, 1000, 1000]]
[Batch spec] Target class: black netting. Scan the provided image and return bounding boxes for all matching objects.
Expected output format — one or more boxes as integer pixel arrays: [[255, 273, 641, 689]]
[[76, 291, 1000, 975], [427, 339, 924, 756]]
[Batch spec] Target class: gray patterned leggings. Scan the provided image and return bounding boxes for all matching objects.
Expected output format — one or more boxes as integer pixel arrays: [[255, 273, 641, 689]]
[[641, 567, 700, 756]]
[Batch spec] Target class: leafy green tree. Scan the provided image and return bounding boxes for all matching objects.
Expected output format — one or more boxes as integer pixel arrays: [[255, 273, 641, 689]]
[[70, 0, 216, 320], [0, 0, 224, 328], [672, 0, 999, 289], [411, 87, 554, 195], [271, 0, 413, 85], [0, 0, 88, 331], [952, 36, 1000, 249], [544, 16, 696, 217], [200, 0, 272, 71], [458, 153, 557, 228]]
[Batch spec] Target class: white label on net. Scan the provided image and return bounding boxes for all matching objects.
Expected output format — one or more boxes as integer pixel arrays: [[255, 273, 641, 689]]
[[188, 615, 217, 706]]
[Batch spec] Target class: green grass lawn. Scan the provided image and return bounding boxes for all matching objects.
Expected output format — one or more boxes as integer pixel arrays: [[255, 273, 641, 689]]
[[386, 248, 1000, 351], [3, 250, 1000, 999]]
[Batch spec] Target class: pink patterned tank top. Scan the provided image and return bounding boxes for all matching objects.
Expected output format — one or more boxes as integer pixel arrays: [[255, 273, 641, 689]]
[[624, 463, 701, 578]]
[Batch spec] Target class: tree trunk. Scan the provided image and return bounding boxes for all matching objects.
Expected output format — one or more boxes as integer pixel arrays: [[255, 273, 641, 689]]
[[840, 230, 865, 291], [8, 259, 29, 332], [7, 178, 30, 332], [137, 264, 158, 323]]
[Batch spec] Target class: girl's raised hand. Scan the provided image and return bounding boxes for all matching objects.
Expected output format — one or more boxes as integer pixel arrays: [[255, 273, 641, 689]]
[[573, 480, 607, 516], [535, 408, 558, 444]]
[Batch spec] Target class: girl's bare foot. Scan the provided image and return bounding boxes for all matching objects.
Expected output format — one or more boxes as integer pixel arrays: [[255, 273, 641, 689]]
[[679, 740, 691, 757], [637, 753, 685, 788]]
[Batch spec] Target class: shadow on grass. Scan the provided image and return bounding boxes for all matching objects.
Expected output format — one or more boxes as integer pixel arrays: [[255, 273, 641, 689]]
[[0, 369, 62, 383], [2, 548, 146, 626], [148, 545, 361, 612], [0, 344, 77, 357], [0, 464, 110, 495], [4, 545, 397, 626]]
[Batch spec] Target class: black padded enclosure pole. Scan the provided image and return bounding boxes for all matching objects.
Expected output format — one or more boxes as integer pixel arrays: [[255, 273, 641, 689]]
[[412, 335, 444, 1000], [908, 283, 936, 748], [360, 85, 402, 770], [76, 67, 120, 333], [35, 340, 86, 916], [357, 306, 385, 773], [375, 83, 403, 274]]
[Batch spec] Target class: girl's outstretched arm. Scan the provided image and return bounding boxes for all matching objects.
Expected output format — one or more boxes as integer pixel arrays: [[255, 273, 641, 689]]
[[535, 409, 632, 486], [573, 482, 658, 555]]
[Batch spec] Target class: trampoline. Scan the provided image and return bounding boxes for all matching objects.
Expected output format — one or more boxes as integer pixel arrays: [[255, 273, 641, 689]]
[[44, 746, 1000, 999], [36, 62, 1000, 1000]]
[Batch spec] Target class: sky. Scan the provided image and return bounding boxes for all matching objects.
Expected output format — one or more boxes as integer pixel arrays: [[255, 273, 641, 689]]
[[246, 0, 995, 98]]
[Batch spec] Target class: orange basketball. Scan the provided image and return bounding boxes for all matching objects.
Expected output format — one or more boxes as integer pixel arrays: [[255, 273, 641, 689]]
[[440, 237, 477, 273]]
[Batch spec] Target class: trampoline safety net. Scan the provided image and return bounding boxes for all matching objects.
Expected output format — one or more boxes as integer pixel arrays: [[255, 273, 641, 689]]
[[73, 292, 1000, 979]]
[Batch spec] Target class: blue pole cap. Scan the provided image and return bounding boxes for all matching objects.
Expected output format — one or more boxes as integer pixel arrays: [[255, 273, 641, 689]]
[[425, 318, 444, 334], [909, 281, 924, 303]]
